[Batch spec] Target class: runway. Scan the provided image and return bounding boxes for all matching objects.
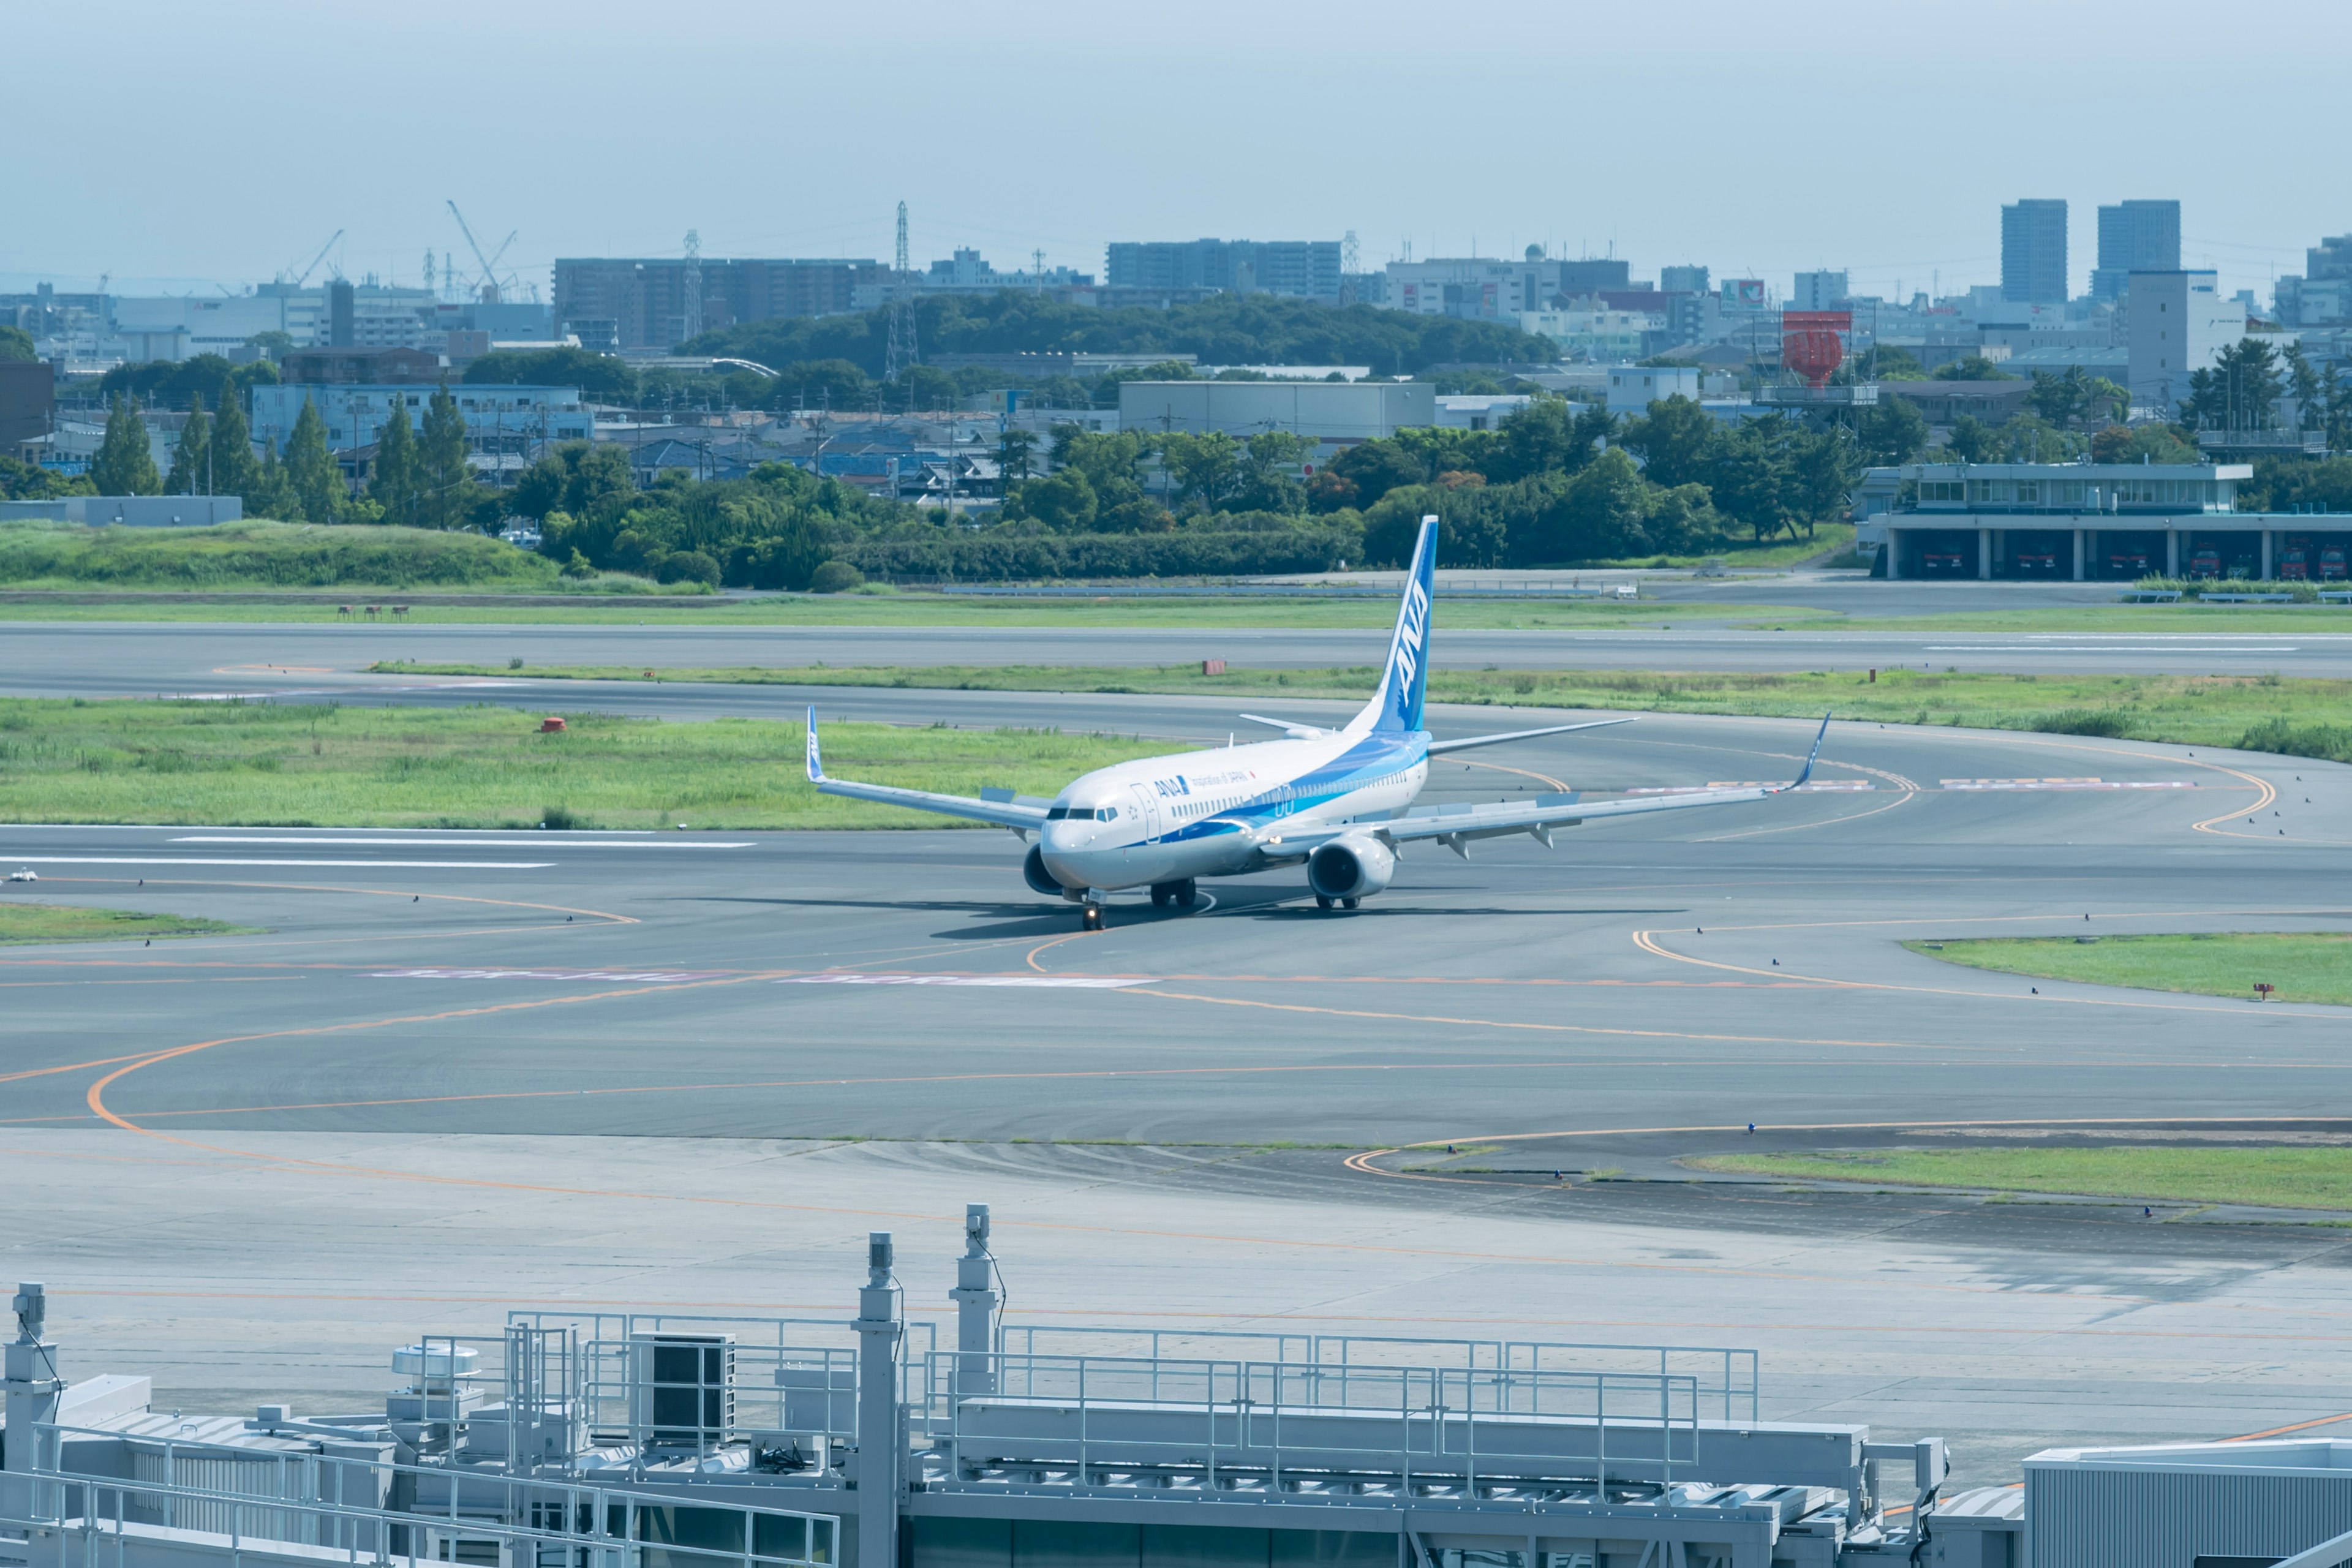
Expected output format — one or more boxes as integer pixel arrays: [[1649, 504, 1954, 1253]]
[[7, 679, 2352, 1486], [6, 616, 2352, 698]]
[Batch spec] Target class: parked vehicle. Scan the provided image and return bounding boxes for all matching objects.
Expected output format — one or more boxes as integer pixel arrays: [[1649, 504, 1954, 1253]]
[[2188, 548, 2223, 579], [2321, 548, 2348, 582], [2280, 549, 2310, 581], [1921, 550, 1967, 575], [2108, 552, 2150, 576], [2013, 551, 2060, 576]]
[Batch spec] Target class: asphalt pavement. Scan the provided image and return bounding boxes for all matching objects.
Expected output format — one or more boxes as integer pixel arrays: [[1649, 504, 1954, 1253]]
[[8, 655, 2352, 1488], [6, 615, 2352, 695]]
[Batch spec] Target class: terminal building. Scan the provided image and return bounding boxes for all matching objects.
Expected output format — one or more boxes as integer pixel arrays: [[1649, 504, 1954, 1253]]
[[17, 1216, 2352, 1566], [1875, 461, 2351, 582]]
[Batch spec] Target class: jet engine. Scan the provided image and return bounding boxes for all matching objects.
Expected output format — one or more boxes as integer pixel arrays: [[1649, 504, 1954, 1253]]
[[1306, 836, 1395, 901], [1023, 843, 1073, 897]]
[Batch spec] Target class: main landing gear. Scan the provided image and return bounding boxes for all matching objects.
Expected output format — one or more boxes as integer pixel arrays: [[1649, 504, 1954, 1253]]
[[1313, 895, 1360, 911], [1148, 880, 1199, 910]]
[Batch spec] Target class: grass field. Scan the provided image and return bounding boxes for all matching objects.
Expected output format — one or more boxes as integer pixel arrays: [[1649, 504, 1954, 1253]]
[[1692, 1145, 2352, 1212], [374, 661, 2352, 761], [0, 899, 254, 945], [0, 521, 591, 592], [0, 699, 1163, 828], [1907, 932, 2352, 1006]]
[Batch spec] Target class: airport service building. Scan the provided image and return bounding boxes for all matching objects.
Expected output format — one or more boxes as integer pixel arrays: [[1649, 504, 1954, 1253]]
[[1875, 461, 2350, 583], [16, 1217, 2352, 1567]]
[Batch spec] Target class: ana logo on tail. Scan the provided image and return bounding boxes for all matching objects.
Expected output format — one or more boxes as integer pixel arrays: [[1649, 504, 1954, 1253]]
[[804, 706, 824, 782], [1392, 575, 1429, 725]]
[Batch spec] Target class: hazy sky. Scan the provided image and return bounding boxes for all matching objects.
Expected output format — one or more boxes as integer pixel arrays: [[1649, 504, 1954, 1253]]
[[9, 0, 2345, 306]]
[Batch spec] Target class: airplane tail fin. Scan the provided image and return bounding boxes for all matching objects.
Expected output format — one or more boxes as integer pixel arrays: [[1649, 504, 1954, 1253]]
[[1352, 515, 1437, 734], [804, 705, 825, 782]]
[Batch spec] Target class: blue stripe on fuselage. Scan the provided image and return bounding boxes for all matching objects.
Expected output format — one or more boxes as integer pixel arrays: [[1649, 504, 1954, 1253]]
[[1149, 732, 1425, 845]]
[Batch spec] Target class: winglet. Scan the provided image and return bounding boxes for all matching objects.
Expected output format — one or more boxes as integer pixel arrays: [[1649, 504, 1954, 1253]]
[[1789, 713, 1830, 789], [805, 705, 825, 783]]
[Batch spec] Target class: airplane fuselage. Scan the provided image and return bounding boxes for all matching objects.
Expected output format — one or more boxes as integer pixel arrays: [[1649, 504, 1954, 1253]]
[[1038, 728, 1431, 892]]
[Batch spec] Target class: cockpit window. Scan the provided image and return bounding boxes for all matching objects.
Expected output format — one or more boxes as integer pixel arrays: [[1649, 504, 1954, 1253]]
[[1046, 807, 1071, 820], [1097, 807, 1118, 821]]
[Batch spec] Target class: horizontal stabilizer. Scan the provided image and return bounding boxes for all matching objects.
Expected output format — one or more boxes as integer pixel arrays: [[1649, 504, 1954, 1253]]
[[1425, 717, 1635, 755], [1237, 712, 1333, 740]]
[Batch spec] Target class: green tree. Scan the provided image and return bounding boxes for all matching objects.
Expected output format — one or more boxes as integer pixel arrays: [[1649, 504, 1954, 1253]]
[[1619, 395, 1717, 488], [1159, 432, 1241, 510], [165, 394, 211, 496], [2181, 338, 2282, 431], [513, 440, 636, 521], [208, 389, 258, 499], [1523, 448, 1650, 562], [1855, 396, 1928, 466], [1486, 396, 1611, 483], [1945, 413, 1997, 463], [0, 324, 34, 361], [1048, 426, 1155, 510], [998, 426, 1038, 484], [416, 382, 476, 530], [243, 443, 298, 519], [2027, 368, 2090, 427], [1932, 356, 2014, 382], [466, 346, 639, 404], [2283, 341, 2324, 429], [91, 394, 162, 496], [1786, 429, 1858, 537], [1, 453, 95, 502], [1705, 418, 1798, 541], [370, 396, 419, 526], [1232, 430, 1313, 513], [1018, 467, 1098, 530], [284, 396, 344, 522]]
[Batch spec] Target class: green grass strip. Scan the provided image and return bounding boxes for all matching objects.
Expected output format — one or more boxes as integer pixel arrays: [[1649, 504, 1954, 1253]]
[[1694, 1145, 2352, 1212], [0, 900, 254, 945], [374, 662, 2352, 761], [1909, 933, 2352, 1006], [0, 699, 1163, 829]]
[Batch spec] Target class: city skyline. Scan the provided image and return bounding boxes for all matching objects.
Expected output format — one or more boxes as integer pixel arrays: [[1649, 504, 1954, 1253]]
[[4, 0, 2344, 306]]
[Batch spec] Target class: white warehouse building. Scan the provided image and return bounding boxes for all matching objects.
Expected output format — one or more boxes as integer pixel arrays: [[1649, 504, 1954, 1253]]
[[1115, 380, 1436, 445]]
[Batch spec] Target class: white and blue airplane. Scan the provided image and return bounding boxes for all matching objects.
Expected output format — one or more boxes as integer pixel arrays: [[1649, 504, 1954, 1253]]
[[807, 517, 1828, 929]]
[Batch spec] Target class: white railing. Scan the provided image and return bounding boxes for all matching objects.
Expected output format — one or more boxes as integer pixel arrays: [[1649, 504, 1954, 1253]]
[[995, 1327, 1758, 1423], [2278, 1529, 2352, 1568], [921, 1352, 1700, 1494], [500, 1311, 935, 1455], [15, 1422, 835, 1568]]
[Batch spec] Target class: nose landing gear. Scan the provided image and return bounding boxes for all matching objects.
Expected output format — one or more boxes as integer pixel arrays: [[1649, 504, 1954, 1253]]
[[1081, 905, 1105, 932]]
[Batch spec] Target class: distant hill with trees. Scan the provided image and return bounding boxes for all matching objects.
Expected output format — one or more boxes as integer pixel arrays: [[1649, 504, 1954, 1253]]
[[686, 292, 1555, 383]]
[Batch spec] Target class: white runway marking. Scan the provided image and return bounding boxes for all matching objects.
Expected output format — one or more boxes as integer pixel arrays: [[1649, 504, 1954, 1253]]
[[1626, 782, 1877, 794], [1940, 778, 2199, 791], [781, 973, 1157, 989], [1, 856, 555, 869], [373, 968, 724, 982], [173, 836, 753, 849], [1921, 644, 2300, 654]]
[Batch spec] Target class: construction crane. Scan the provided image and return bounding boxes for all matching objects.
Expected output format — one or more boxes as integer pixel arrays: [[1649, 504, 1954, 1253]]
[[281, 230, 344, 288], [446, 201, 516, 305]]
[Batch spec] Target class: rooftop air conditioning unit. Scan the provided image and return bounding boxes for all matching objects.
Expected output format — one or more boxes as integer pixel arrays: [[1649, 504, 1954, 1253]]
[[628, 1333, 734, 1451]]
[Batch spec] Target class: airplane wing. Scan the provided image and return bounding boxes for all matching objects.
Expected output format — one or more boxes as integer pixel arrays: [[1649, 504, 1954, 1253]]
[[1425, 716, 1635, 755], [1262, 715, 1831, 857], [1237, 713, 1333, 740], [804, 707, 1052, 831]]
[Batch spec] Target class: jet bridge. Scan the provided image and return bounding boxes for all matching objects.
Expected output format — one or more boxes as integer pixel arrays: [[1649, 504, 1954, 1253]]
[[1, 1213, 1988, 1568]]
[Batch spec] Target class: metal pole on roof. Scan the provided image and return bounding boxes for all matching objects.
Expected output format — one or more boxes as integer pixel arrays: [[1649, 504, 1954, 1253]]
[[853, 1236, 902, 1568]]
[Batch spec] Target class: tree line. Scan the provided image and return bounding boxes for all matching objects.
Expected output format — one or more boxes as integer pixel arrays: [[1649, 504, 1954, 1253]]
[[83, 382, 481, 529]]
